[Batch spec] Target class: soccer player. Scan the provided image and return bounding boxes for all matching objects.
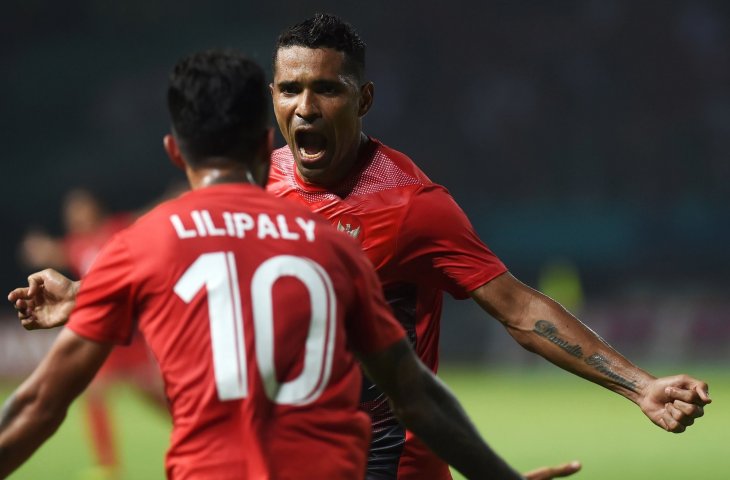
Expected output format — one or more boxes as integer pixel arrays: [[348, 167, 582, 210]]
[[19, 188, 163, 478], [2, 49, 577, 480], [264, 13, 710, 480]]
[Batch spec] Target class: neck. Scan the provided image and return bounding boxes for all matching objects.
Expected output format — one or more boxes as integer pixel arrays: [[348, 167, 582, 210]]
[[187, 165, 259, 190], [335, 132, 370, 183]]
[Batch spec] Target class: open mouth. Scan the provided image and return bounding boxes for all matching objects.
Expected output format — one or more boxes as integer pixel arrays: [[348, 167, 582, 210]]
[[295, 131, 327, 162]]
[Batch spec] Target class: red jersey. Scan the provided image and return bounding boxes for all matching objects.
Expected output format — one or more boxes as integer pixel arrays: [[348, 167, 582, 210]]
[[268, 139, 507, 480], [63, 212, 152, 377], [66, 183, 406, 480]]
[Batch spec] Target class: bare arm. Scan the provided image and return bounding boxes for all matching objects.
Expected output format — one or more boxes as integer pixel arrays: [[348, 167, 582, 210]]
[[0, 329, 111, 477], [8, 269, 80, 330], [471, 272, 711, 432], [360, 339, 523, 479], [361, 339, 580, 479]]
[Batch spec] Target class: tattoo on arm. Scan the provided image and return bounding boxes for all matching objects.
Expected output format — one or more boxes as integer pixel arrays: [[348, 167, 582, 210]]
[[585, 354, 638, 392], [533, 320, 584, 358], [533, 320, 637, 392]]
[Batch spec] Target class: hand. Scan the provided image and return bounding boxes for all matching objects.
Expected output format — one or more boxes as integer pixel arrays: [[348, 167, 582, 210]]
[[523, 461, 581, 479], [639, 375, 711, 433], [7, 269, 79, 330]]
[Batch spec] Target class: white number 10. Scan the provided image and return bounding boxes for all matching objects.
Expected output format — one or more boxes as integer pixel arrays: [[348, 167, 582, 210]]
[[174, 252, 336, 405]]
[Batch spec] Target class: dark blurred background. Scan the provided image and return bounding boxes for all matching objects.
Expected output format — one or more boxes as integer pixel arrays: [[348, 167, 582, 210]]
[[2, 0, 728, 367]]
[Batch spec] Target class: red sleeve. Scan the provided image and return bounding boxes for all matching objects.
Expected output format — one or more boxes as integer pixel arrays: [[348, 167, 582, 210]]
[[394, 185, 507, 299], [341, 238, 406, 355], [66, 234, 137, 345]]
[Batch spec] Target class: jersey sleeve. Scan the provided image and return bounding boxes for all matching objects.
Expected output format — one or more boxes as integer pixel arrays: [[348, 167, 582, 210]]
[[66, 233, 137, 345], [393, 185, 507, 299], [341, 238, 406, 355]]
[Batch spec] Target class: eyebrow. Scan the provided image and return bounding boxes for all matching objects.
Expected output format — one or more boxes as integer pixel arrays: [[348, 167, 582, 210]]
[[276, 79, 346, 90], [277, 78, 300, 86], [312, 79, 343, 88]]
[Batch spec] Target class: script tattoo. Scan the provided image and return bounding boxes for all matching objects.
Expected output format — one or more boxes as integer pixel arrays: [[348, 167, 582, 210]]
[[585, 354, 638, 392], [533, 320, 584, 359]]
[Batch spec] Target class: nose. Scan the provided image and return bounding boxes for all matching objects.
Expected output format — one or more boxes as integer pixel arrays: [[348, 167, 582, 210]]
[[295, 90, 320, 123]]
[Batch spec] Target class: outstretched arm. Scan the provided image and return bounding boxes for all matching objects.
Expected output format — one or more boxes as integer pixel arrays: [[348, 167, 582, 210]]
[[359, 339, 580, 480], [0, 329, 111, 477], [8, 269, 80, 330], [471, 272, 711, 432]]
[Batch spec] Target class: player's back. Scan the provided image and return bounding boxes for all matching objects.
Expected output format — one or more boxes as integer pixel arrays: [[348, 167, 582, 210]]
[[117, 183, 387, 479]]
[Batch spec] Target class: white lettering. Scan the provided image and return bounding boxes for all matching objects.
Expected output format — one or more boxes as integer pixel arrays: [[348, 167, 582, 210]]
[[257, 214, 280, 240], [170, 214, 197, 239], [191, 211, 207, 236], [296, 218, 316, 242], [277, 215, 300, 240], [233, 213, 255, 238], [202, 210, 226, 236], [223, 212, 235, 236], [172, 210, 316, 243]]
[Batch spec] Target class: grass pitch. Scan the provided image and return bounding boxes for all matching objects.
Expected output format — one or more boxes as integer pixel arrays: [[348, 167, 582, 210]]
[[442, 365, 728, 480], [2, 365, 727, 479]]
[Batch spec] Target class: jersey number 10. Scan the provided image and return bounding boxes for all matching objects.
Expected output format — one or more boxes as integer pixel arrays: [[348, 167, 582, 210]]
[[174, 252, 337, 405]]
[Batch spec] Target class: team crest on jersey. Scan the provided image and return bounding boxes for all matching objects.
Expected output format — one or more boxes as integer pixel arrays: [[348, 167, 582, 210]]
[[336, 214, 363, 240]]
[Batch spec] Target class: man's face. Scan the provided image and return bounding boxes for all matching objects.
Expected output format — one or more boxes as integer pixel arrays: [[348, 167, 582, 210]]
[[271, 46, 372, 187]]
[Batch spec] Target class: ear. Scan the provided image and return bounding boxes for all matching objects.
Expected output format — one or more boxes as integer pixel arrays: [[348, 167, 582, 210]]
[[269, 83, 275, 97], [163, 134, 185, 170], [358, 82, 374, 117]]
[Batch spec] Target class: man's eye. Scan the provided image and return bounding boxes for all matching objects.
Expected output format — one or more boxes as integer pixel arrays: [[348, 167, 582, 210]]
[[316, 85, 338, 95], [279, 85, 300, 95]]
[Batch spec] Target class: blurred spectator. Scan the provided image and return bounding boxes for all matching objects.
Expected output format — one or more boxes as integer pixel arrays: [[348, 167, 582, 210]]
[[19, 188, 166, 480]]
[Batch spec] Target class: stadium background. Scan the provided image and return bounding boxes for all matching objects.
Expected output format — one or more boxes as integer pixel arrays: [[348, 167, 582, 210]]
[[1, 1, 728, 478]]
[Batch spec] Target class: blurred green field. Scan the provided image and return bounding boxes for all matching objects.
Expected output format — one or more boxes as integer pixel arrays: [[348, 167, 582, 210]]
[[2, 365, 727, 479], [442, 365, 729, 480]]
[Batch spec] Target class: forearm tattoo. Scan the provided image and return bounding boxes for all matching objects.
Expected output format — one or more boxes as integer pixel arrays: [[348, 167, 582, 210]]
[[585, 354, 637, 391], [533, 320, 584, 358], [533, 320, 637, 392]]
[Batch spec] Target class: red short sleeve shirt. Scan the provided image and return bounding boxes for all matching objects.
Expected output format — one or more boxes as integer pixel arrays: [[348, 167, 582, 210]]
[[67, 183, 405, 479], [267, 139, 507, 480]]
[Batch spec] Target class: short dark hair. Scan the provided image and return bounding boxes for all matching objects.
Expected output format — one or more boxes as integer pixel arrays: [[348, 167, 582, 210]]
[[274, 13, 366, 81], [167, 49, 268, 166]]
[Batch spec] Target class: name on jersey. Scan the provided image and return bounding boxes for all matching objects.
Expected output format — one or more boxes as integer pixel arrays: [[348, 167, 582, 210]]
[[169, 210, 316, 242]]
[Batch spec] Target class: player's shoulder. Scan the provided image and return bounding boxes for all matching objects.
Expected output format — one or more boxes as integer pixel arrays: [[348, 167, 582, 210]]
[[372, 139, 457, 200], [347, 138, 454, 204], [266, 146, 296, 192], [369, 139, 434, 186], [130, 194, 183, 225], [270, 146, 294, 177]]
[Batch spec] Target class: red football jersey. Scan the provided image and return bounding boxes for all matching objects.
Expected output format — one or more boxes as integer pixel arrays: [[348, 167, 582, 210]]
[[67, 183, 406, 480], [267, 138, 507, 480], [63, 212, 152, 377]]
